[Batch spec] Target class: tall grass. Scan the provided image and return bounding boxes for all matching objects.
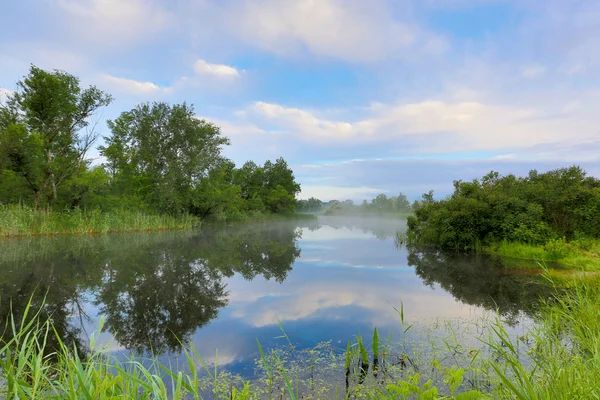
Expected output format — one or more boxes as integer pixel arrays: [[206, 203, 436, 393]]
[[2, 275, 599, 399], [486, 274, 600, 399], [485, 239, 600, 271], [0, 205, 198, 237]]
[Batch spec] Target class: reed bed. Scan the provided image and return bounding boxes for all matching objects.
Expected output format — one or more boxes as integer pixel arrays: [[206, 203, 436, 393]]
[[0, 205, 198, 237]]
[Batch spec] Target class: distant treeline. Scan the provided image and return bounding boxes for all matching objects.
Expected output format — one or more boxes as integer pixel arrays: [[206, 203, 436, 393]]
[[297, 193, 419, 215], [0, 65, 300, 222], [407, 166, 600, 251]]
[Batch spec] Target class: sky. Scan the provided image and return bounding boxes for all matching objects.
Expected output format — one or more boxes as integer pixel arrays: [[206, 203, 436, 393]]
[[1, 0, 599, 201]]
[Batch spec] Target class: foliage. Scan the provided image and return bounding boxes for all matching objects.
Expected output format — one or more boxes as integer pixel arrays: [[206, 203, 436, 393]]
[[0, 65, 303, 226], [407, 167, 600, 251], [100, 102, 230, 215], [99, 104, 300, 219], [0, 65, 112, 206], [0, 204, 197, 237], [296, 197, 324, 213], [322, 192, 414, 216], [484, 239, 600, 270]]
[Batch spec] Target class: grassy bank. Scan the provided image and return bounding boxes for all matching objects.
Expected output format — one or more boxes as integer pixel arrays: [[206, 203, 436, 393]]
[[0, 205, 198, 237], [485, 238, 600, 271], [2, 275, 599, 399]]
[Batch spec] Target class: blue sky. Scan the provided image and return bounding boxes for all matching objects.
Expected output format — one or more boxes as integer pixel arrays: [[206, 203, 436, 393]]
[[1, 0, 599, 201]]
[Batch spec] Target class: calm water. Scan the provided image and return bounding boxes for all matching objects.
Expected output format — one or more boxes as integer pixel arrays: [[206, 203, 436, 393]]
[[0, 216, 549, 376]]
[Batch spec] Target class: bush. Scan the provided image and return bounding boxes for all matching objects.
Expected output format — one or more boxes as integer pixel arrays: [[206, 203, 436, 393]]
[[407, 166, 600, 251]]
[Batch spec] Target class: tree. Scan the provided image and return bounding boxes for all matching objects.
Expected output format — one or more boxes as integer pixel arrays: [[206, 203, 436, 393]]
[[394, 192, 410, 211], [407, 166, 600, 250], [296, 197, 324, 212], [372, 194, 391, 211], [101, 102, 230, 214], [263, 158, 301, 196], [0, 65, 112, 206]]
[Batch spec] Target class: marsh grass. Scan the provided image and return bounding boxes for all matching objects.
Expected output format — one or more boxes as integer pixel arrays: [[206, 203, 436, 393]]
[[0, 205, 198, 237], [485, 239, 600, 271], [2, 275, 600, 399]]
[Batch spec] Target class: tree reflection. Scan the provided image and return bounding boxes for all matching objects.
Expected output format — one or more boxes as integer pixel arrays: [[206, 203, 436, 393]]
[[309, 216, 406, 241], [0, 240, 105, 358], [96, 223, 302, 353], [406, 244, 553, 321], [0, 222, 303, 355]]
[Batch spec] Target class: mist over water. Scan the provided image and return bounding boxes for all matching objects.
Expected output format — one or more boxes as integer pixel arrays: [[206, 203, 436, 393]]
[[0, 216, 549, 375]]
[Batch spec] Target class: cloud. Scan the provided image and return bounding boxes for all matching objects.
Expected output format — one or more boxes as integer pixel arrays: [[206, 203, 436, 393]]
[[252, 102, 355, 138], [521, 65, 546, 78], [0, 88, 13, 104], [219, 0, 442, 62], [193, 59, 240, 79], [56, 0, 170, 45], [246, 95, 599, 156], [293, 157, 600, 201], [99, 74, 162, 95]]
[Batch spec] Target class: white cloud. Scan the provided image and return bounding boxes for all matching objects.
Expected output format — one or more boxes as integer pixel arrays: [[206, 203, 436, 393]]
[[193, 59, 240, 79], [245, 96, 600, 155], [521, 65, 546, 78], [493, 153, 517, 160], [221, 0, 429, 62], [0, 88, 13, 104], [57, 0, 170, 45], [100, 74, 162, 95]]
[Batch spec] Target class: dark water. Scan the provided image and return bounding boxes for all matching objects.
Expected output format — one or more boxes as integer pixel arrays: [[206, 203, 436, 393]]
[[0, 216, 550, 375]]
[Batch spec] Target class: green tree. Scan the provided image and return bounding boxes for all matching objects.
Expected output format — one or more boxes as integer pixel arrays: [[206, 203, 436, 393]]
[[407, 166, 600, 250], [371, 194, 391, 212], [263, 157, 301, 210], [297, 197, 324, 212], [394, 192, 410, 211], [101, 102, 230, 214], [0, 65, 112, 206]]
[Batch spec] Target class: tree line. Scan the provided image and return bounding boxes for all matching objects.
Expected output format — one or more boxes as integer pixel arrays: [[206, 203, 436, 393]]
[[0, 65, 300, 220], [297, 193, 418, 215], [406, 166, 600, 251]]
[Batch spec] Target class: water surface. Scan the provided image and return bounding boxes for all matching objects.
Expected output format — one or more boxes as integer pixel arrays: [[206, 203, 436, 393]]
[[0, 216, 549, 375]]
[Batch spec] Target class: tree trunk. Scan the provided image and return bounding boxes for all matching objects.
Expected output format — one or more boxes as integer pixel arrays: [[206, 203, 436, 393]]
[[34, 190, 41, 209], [45, 149, 57, 203]]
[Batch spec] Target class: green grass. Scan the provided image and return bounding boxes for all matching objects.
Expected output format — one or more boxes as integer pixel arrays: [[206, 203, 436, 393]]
[[0, 205, 199, 237], [3, 274, 600, 398], [485, 238, 600, 271]]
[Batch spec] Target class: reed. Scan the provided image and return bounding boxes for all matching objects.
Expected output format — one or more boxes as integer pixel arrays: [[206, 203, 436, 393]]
[[0, 205, 198, 238]]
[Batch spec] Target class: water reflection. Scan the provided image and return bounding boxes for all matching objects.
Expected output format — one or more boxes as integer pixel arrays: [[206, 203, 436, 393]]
[[0, 216, 548, 361], [406, 244, 551, 322], [0, 224, 302, 354]]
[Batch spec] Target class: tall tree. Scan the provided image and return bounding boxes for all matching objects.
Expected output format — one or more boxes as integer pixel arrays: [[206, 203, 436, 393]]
[[101, 102, 230, 214], [0, 65, 112, 205]]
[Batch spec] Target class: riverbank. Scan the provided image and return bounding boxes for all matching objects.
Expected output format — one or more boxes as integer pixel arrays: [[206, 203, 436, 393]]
[[0, 205, 317, 238], [0, 205, 199, 237], [2, 274, 598, 398], [485, 238, 600, 271]]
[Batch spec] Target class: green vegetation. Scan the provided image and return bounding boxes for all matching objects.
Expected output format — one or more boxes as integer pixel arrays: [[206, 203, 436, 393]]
[[407, 166, 600, 268], [297, 193, 414, 216], [0, 65, 305, 237], [486, 238, 600, 270], [0, 204, 197, 237], [2, 274, 599, 398]]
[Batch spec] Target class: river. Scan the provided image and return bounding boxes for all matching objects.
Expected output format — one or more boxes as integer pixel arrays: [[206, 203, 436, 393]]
[[0, 216, 550, 382]]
